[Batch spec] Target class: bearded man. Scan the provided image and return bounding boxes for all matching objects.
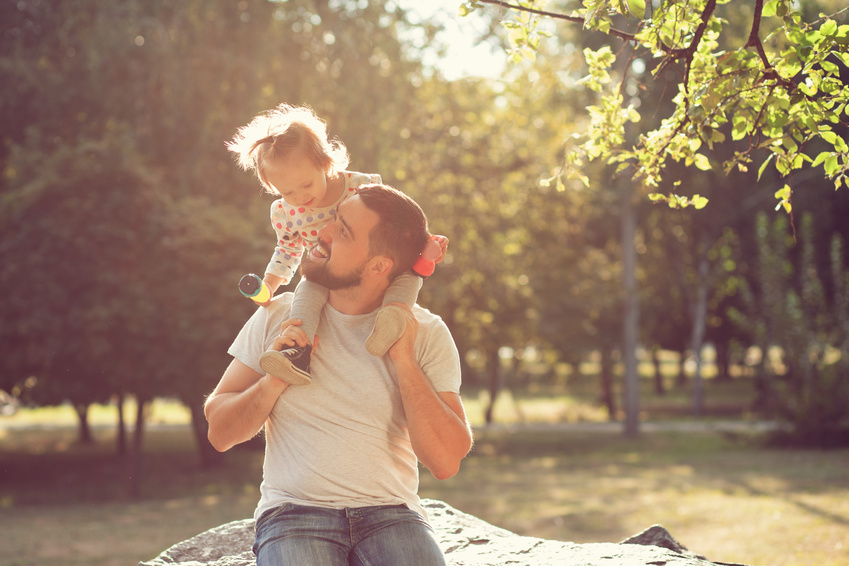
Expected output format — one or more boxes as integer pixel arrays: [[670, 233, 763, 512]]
[[204, 184, 472, 566]]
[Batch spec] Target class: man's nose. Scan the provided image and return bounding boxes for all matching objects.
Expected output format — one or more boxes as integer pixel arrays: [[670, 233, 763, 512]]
[[317, 221, 333, 241]]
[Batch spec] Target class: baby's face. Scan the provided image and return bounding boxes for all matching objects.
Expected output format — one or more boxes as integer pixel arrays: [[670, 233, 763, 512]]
[[264, 148, 329, 209]]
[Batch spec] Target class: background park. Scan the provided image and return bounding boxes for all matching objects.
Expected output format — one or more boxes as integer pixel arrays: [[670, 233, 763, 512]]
[[1, 1, 848, 565]]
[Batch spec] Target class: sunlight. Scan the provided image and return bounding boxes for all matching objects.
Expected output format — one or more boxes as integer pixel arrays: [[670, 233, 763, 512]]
[[397, 0, 506, 80]]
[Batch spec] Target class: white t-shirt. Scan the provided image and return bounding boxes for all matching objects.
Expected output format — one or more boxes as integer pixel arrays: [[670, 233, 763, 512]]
[[227, 292, 462, 523]]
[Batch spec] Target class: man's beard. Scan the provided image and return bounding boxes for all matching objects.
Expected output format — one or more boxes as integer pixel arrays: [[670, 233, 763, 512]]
[[301, 249, 364, 291]]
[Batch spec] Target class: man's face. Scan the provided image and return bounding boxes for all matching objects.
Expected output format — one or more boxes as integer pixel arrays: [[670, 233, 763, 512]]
[[301, 195, 379, 290]]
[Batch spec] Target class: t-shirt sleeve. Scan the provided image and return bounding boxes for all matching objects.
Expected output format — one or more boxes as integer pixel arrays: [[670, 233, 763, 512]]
[[417, 317, 462, 394], [228, 296, 293, 374]]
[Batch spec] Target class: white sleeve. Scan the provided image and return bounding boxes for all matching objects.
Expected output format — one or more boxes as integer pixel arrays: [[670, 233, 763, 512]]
[[417, 316, 462, 394], [227, 294, 294, 374]]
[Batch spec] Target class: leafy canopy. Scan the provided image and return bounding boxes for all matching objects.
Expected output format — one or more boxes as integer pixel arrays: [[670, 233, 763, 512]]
[[462, 0, 849, 211]]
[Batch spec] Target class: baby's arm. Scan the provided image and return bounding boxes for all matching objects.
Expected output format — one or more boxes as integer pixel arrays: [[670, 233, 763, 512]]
[[260, 199, 307, 305], [431, 235, 449, 264]]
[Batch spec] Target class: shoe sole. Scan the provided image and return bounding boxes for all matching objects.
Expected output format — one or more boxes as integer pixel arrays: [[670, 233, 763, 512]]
[[365, 306, 407, 357], [259, 351, 312, 386]]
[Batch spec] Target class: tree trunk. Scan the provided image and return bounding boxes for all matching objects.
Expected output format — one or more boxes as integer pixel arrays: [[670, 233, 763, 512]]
[[651, 347, 666, 395], [116, 394, 127, 456], [133, 397, 147, 454], [186, 398, 224, 468], [676, 351, 688, 387], [753, 342, 771, 411], [599, 349, 617, 420], [691, 255, 709, 417], [127, 397, 149, 499], [484, 348, 502, 425], [714, 340, 731, 381], [621, 187, 640, 437], [74, 403, 92, 445]]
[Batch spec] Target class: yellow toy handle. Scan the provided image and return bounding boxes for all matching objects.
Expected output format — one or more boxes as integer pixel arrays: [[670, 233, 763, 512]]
[[239, 274, 271, 303]]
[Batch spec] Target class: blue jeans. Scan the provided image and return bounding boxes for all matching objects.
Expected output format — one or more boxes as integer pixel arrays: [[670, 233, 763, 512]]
[[253, 503, 447, 566]]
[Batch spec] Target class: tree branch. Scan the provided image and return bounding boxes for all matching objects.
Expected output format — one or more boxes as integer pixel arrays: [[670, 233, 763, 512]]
[[745, 0, 796, 90], [655, 0, 717, 79], [476, 0, 638, 43]]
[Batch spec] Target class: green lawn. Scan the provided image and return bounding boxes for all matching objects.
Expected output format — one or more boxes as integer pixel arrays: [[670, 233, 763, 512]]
[[1, 377, 847, 566]]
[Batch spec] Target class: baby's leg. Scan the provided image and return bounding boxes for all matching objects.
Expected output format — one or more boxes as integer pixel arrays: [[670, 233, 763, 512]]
[[260, 277, 327, 385], [365, 273, 423, 357], [289, 277, 328, 345]]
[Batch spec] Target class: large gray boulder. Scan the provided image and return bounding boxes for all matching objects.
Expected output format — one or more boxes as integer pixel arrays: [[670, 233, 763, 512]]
[[140, 499, 747, 566]]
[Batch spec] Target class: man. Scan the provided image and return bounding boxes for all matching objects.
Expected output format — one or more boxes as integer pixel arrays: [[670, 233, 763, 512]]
[[204, 184, 473, 566]]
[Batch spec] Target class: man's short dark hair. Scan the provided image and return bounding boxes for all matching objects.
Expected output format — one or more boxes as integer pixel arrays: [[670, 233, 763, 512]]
[[357, 184, 429, 280]]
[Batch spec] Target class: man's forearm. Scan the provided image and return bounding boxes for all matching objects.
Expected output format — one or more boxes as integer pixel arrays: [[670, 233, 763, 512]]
[[393, 358, 473, 480]]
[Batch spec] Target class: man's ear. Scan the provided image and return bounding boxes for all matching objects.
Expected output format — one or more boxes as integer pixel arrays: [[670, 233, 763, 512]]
[[367, 255, 393, 278]]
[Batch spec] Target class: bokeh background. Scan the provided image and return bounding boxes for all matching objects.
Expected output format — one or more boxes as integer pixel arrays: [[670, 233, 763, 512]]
[[1, 1, 848, 565]]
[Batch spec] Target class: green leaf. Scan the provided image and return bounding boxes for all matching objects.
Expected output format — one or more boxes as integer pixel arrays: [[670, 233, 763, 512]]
[[692, 195, 709, 209], [825, 155, 838, 175], [820, 130, 838, 144], [626, 0, 646, 19], [820, 20, 837, 37], [774, 184, 792, 213], [812, 152, 831, 167], [694, 153, 711, 171], [763, 0, 779, 17]]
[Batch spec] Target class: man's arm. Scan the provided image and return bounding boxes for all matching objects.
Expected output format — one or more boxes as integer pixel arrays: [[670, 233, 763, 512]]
[[204, 359, 288, 452], [205, 316, 305, 451], [388, 305, 473, 480]]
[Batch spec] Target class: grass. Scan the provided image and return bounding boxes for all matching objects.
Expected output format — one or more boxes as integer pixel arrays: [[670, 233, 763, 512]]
[[1, 376, 848, 566], [420, 428, 849, 566]]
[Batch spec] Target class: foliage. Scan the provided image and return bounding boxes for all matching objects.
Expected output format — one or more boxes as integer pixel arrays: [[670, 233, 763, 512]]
[[0, 0, 437, 439], [463, 0, 849, 210], [4, 0, 847, 441], [729, 212, 849, 444], [0, 133, 165, 406]]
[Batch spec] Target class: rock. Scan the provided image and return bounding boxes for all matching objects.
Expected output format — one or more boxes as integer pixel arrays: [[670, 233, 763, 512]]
[[140, 499, 748, 566]]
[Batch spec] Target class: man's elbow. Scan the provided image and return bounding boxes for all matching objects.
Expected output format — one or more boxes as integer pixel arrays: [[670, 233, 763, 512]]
[[204, 401, 232, 452], [429, 447, 471, 480], [431, 465, 460, 481], [207, 429, 232, 453]]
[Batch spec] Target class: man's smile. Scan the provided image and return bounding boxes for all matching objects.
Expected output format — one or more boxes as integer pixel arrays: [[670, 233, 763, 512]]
[[310, 241, 330, 259]]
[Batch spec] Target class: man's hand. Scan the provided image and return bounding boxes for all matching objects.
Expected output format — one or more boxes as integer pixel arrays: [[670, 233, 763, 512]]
[[383, 301, 472, 480]]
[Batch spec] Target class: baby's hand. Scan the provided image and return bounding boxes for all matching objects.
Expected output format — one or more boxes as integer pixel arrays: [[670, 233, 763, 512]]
[[258, 275, 284, 307], [431, 235, 449, 264]]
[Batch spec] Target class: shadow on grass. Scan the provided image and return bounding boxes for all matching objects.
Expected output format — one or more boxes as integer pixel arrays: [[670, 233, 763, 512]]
[[2, 422, 849, 566]]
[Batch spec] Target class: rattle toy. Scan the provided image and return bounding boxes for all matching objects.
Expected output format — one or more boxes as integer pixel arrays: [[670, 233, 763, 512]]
[[239, 273, 271, 304]]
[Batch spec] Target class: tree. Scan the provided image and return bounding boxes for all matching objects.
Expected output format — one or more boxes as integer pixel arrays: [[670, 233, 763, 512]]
[[463, 0, 849, 210], [0, 0, 438, 462], [0, 134, 166, 439], [730, 212, 849, 444]]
